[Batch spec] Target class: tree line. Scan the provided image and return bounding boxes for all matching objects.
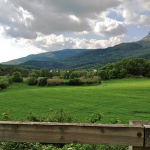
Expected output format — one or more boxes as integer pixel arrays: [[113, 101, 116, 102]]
[[98, 58, 150, 80], [1, 58, 150, 89]]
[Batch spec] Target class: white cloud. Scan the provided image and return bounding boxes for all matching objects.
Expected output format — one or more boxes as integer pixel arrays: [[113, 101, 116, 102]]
[[0, 0, 37, 39], [0, 26, 4, 34], [89, 17, 127, 36], [0, 0, 124, 38], [34, 33, 127, 50], [0, 35, 45, 63], [118, 0, 150, 27]]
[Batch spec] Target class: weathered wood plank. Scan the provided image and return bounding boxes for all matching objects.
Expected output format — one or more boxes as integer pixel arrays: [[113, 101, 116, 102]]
[[0, 121, 144, 146], [144, 125, 150, 147], [129, 120, 150, 126], [129, 120, 150, 150]]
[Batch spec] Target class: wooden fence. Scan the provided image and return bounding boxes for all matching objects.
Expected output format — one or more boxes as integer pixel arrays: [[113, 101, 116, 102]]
[[0, 120, 150, 150]]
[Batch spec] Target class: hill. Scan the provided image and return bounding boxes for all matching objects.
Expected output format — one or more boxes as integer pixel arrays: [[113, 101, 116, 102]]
[[17, 32, 150, 70], [3, 32, 150, 70], [1, 49, 90, 65]]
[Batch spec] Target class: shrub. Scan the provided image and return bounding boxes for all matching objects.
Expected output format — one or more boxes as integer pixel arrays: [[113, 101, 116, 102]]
[[82, 77, 94, 84], [23, 108, 77, 123], [6, 77, 13, 84], [26, 77, 38, 86], [87, 112, 104, 123], [12, 71, 23, 82], [68, 78, 83, 85], [47, 108, 77, 123], [38, 77, 48, 86], [0, 78, 9, 89], [92, 76, 101, 84], [30, 72, 39, 77], [52, 76, 60, 79], [79, 76, 101, 85], [47, 79, 63, 86], [2, 110, 12, 121], [110, 118, 121, 124]]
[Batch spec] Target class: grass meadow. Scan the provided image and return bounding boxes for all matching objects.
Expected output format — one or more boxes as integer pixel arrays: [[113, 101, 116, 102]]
[[0, 78, 150, 124]]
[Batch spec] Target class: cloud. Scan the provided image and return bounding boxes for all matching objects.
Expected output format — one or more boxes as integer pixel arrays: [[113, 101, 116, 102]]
[[0, 1, 37, 39], [118, 0, 150, 27], [90, 17, 127, 36], [34, 33, 127, 50], [46, 0, 122, 17], [0, 35, 45, 62], [0, 0, 124, 38]]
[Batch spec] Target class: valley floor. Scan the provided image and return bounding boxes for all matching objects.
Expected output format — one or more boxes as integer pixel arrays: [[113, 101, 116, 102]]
[[0, 78, 150, 124]]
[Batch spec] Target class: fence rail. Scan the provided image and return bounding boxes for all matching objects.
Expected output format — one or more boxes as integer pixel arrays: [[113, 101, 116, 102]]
[[0, 121, 150, 150]]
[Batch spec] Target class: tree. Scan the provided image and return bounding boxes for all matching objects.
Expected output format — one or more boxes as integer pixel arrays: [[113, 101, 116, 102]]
[[97, 70, 107, 80], [29, 70, 40, 77], [69, 71, 87, 79], [108, 69, 118, 79], [60, 70, 70, 79], [12, 71, 23, 82], [0, 65, 4, 76], [40, 68, 50, 77]]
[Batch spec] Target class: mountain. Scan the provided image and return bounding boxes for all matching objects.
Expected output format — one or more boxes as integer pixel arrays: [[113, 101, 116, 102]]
[[18, 32, 150, 70], [19, 42, 144, 69], [3, 32, 150, 70], [137, 31, 150, 48], [140, 31, 150, 42], [1, 49, 90, 65]]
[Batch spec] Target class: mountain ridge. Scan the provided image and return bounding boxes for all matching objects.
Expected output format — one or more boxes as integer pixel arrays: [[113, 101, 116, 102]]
[[2, 32, 150, 70], [1, 49, 90, 65]]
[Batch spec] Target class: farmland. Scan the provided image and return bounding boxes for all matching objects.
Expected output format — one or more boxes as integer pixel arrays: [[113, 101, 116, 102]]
[[0, 78, 150, 124]]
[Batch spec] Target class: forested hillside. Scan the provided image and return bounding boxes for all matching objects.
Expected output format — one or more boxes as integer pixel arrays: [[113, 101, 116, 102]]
[[2, 32, 150, 70], [2, 49, 89, 65]]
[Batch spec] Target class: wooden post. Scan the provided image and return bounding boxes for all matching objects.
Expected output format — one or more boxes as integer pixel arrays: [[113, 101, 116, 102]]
[[129, 120, 150, 150], [144, 125, 150, 147]]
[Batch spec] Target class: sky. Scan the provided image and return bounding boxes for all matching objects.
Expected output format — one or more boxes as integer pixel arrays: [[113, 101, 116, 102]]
[[0, 0, 150, 63]]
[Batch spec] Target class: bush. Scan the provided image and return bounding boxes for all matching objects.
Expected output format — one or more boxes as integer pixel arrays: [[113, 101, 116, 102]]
[[83, 77, 94, 84], [0, 77, 10, 89], [87, 112, 104, 123], [23, 108, 77, 123], [30, 72, 39, 77], [0, 79, 9, 89], [38, 77, 48, 86], [26, 77, 38, 86], [6, 77, 13, 84], [12, 71, 23, 82], [47, 108, 77, 123], [47, 79, 63, 86], [79, 76, 101, 85], [52, 76, 60, 79], [68, 78, 83, 85], [2, 110, 12, 121]]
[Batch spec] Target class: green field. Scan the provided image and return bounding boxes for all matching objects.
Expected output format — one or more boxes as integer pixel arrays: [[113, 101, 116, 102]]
[[0, 78, 150, 124]]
